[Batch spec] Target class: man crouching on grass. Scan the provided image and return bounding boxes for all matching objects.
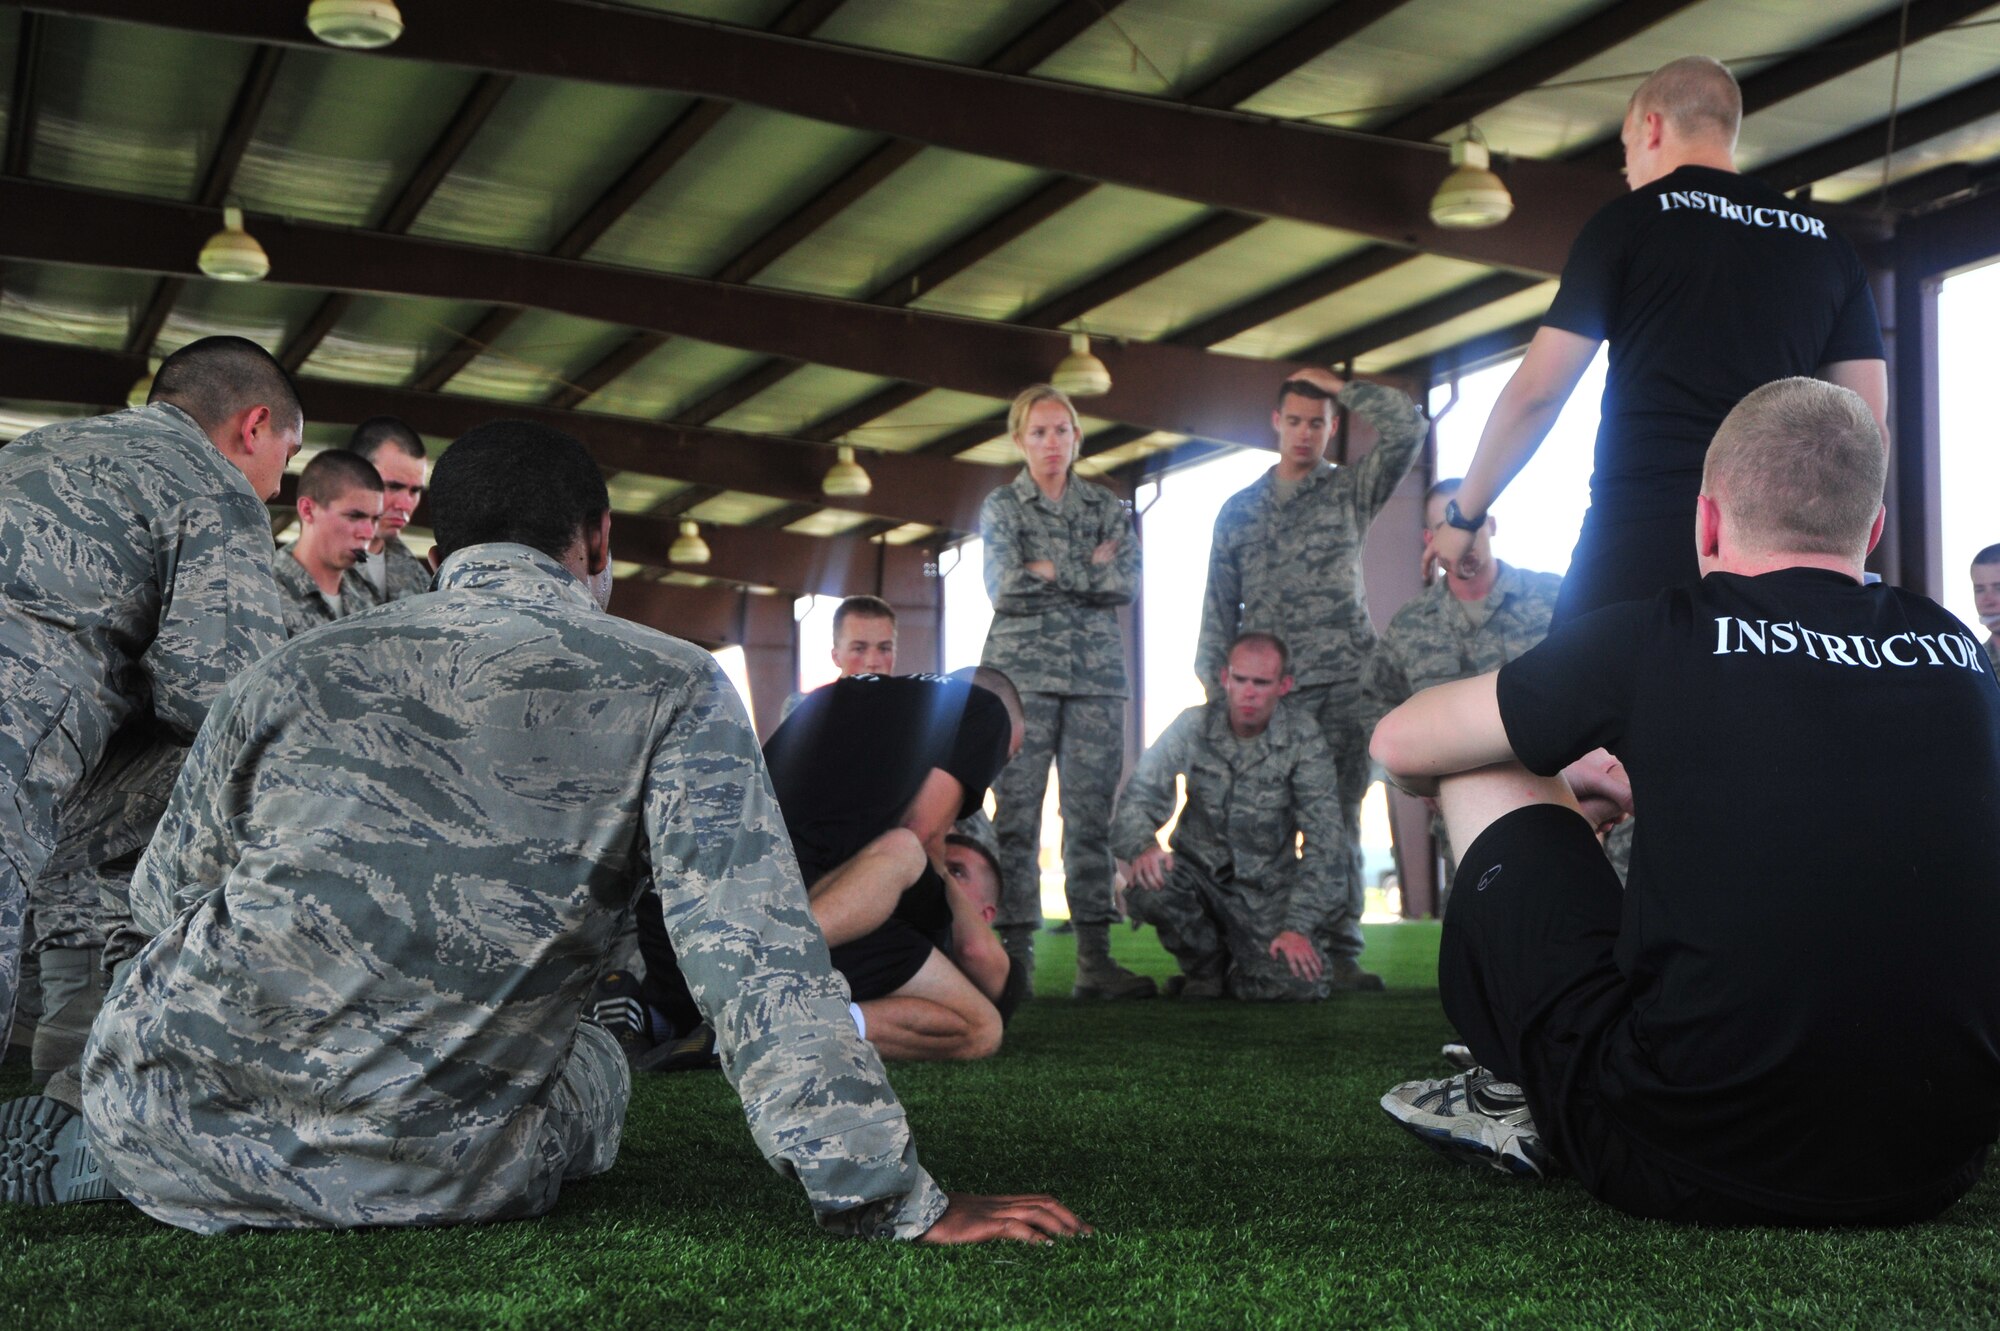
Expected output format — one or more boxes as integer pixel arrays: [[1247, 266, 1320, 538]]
[[1372, 378, 2000, 1225], [0, 419, 1086, 1247]]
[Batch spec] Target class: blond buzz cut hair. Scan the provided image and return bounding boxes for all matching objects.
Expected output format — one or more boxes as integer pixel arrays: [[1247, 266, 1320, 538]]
[[1007, 383, 1083, 444], [1630, 56, 1741, 151], [1701, 378, 1885, 559]]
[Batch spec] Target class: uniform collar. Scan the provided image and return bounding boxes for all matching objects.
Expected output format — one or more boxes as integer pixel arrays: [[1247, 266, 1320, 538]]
[[142, 402, 265, 506], [1011, 466, 1087, 511], [1261, 459, 1334, 495], [434, 542, 598, 611]]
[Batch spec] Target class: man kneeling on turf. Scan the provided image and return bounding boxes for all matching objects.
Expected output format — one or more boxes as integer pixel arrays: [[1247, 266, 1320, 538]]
[[0, 421, 1084, 1245], [1372, 377, 2000, 1225]]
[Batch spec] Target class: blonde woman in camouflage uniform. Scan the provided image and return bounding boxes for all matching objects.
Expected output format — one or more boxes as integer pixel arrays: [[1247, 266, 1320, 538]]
[[979, 385, 1153, 1000]]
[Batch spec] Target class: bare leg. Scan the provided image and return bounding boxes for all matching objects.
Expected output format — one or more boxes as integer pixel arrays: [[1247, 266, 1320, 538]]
[[1434, 762, 1581, 861], [806, 829, 926, 948], [859, 948, 1003, 1062]]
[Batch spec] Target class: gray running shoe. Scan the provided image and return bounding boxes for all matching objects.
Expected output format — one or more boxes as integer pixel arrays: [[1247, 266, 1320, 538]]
[[0, 1096, 123, 1205], [1379, 1069, 1554, 1179]]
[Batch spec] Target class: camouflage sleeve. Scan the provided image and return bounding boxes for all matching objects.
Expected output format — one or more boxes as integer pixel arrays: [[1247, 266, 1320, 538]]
[[1361, 624, 1416, 735], [143, 493, 286, 743], [980, 487, 1063, 615], [1283, 725, 1345, 935], [1340, 382, 1427, 523], [1194, 501, 1244, 700], [125, 676, 254, 945], [1109, 710, 1194, 862], [1078, 500, 1140, 608], [642, 665, 947, 1240]]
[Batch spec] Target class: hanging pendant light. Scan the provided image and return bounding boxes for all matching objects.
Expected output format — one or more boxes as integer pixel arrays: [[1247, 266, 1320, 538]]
[[1050, 333, 1111, 397], [822, 445, 873, 497], [126, 357, 161, 409], [306, 0, 405, 49], [198, 206, 271, 281], [1430, 128, 1514, 230], [669, 520, 711, 565]]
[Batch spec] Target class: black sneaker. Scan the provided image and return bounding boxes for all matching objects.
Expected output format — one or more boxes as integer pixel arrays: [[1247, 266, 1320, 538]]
[[1379, 1069, 1554, 1179], [586, 970, 654, 1056], [632, 1022, 720, 1074], [0, 1096, 123, 1205]]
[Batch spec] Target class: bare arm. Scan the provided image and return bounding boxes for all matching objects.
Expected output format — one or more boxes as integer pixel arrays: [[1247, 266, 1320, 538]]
[[1819, 358, 1889, 454], [944, 878, 1010, 1002], [1367, 673, 1514, 798], [900, 767, 969, 864]]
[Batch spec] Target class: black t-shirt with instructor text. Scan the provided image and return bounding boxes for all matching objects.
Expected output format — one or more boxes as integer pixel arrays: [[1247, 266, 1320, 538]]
[[764, 673, 1010, 886], [1498, 568, 2000, 1216], [1542, 166, 1883, 525]]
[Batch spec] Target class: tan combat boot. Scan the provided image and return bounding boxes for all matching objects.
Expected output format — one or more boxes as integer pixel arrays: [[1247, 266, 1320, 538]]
[[1072, 923, 1156, 1000]]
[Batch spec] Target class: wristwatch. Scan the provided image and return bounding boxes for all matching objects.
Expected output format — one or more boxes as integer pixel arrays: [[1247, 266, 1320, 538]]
[[1443, 498, 1484, 532]]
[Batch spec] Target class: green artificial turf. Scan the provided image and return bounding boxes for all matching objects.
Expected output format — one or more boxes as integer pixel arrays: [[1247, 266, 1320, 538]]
[[5, 922, 2000, 1329]]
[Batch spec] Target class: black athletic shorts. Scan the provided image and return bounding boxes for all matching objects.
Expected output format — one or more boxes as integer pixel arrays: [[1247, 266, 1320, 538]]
[[1440, 804, 1986, 1226], [826, 865, 954, 1002], [1551, 511, 1699, 626]]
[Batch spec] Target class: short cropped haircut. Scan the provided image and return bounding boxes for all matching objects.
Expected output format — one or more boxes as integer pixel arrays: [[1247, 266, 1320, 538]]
[[297, 450, 382, 506], [1425, 477, 1463, 507], [349, 416, 427, 464], [1630, 56, 1741, 149], [1227, 630, 1290, 676], [428, 420, 609, 563], [943, 833, 1004, 889], [1972, 545, 2000, 568], [951, 665, 1024, 738], [1007, 384, 1082, 444], [832, 594, 897, 639], [1275, 377, 1337, 410], [1701, 378, 1885, 558], [150, 335, 303, 434]]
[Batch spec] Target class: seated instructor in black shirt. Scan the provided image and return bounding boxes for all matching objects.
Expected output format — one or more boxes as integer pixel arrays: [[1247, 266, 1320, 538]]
[[1429, 55, 1887, 626], [641, 668, 1025, 1063], [1373, 377, 2000, 1225]]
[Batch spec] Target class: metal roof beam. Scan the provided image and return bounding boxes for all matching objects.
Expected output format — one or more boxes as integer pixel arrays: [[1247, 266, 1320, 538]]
[[0, 177, 1332, 450], [0, 333, 1008, 532], [280, 72, 516, 372], [126, 43, 283, 357], [1758, 70, 2000, 196], [37, 0, 1623, 276], [1186, 0, 1417, 110], [6, 12, 43, 177]]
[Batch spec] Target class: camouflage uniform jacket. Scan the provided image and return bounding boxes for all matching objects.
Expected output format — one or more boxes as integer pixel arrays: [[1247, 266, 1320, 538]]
[[979, 469, 1138, 698], [1195, 383, 1427, 690], [1109, 698, 1342, 935], [273, 545, 370, 638], [352, 535, 434, 607], [0, 401, 284, 752], [84, 543, 946, 1237], [1364, 562, 1564, 728]]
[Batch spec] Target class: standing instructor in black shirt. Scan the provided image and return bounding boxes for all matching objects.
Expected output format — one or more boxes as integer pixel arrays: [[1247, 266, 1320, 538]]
[[1373, 377, 2000, 1225], [1431, 56, 1888, 625]]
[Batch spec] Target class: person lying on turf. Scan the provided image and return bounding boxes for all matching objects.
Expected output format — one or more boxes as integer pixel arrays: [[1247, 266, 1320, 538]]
[[633, 670, 1029, 1064], [1371, 377, 2000, 1225], [0, 420, 1086, 1245]]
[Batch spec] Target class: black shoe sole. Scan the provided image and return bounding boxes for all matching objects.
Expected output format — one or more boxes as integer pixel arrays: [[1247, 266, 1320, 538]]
[[0, 1096, 122, 1205]]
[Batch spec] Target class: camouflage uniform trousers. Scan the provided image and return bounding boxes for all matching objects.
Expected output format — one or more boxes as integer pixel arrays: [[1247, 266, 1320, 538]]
[[1288, 681, 1369, 962], [522, 1019, 629, 1193], [33, 729, 186, 959], [992, 693, 1122, 930], [1124, 862, 1325, 1001]]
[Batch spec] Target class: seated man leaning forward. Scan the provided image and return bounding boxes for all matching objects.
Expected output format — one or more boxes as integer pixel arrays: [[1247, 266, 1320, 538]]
[[0, 420, 1085, 1245], [1371, 378, 2000, 1226], [1115, 631, 1345, 1001], [638, 670, 1028, 1064]]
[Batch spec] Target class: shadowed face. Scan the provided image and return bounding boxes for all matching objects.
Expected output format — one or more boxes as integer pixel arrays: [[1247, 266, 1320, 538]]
[[1973, 562, 2000, 630], [299, 484, 383, 570], [370, 448, 428, 541], [832, 613, 896, 677], [944, 841, 1001, 923], [1271, 392, 1333, 472]]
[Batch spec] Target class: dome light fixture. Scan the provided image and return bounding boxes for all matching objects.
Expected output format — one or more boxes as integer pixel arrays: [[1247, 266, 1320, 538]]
[[669, 520, 711, 565], [822, 445, 873, 497], [1050, 332, 1111, 397], [127, 358, 161, 409], [306, 0, 405, 49], [1430, 128, 1514, 230], [198, 206, 271, 282]]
